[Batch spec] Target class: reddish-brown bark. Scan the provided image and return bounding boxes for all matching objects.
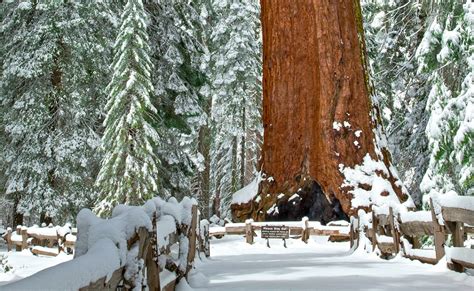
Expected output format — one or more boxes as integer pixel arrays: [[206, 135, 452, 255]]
[[232, 0, 409, 222]]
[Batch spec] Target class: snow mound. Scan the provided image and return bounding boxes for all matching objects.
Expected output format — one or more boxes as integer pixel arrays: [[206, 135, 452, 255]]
[[232, 174, 262, 204], [400, 210, 433, 223]]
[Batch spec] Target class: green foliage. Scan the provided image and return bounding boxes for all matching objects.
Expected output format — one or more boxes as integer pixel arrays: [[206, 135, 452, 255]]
[[95, 0, 160, 214]]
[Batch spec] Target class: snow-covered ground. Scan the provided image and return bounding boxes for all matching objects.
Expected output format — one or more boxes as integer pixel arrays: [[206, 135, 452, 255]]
[[0, 247, 71, 286], [183, 236, 473, 291], [1, 235, 473, 290]]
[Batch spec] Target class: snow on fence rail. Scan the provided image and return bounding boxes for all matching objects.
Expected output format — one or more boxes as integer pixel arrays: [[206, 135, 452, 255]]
[[210, 218, 350, 244], [2, 197, 210, 291], [350, 195, 474, 272], [1, 224, 76, 256]]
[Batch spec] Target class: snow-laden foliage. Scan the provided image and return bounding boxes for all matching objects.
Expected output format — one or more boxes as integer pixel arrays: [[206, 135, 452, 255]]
[[146, 1, 208, 201], [419, 1, 473, 199], [0, 1, 115, 221], [96, 0, 161, 215], [363, 0, 473, 207], [208, 0, 262, 218], [363, 0, 430, 205]]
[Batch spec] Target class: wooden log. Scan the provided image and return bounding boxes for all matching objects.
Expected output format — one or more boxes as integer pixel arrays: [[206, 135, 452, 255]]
[[15, 226, 21, 251], [147, 213, 160, 291], [399, 221, 434, 236], [429, 198, 445, 262], [328, 233, 350, 242], [452, 221, 464, 272], [21, 228, 28, 250], [3, 228, 12, 252], [371, 211, 378, 252], [403, 254, 438, 265], [442, 207, 474, 226], [31, 247, 59, 257], [309, 229, 340, 236], [388, 207, 399, 254], [225, 226, 246, 234], [79, 267, 124, 291], [186, 205, 198, 275], [301, 217, 309, 243], [451, 258, 474, 269], [245, 219, 254, 244]]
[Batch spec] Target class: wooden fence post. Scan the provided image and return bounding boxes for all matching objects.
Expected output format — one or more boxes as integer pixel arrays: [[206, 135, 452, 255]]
[[21, 227, 28, 250], [245, 219, 254, 244], [429, 198, 445, 262], [186, 205, 198, 275], [451, 221, 464, 272], [5, 228, 12, 252], [388, 207, 399, 254], [14, 226, 20, 252], [301, 217, 309, 243], [146, 212, 160, 291], [371, 211, 378, 252]]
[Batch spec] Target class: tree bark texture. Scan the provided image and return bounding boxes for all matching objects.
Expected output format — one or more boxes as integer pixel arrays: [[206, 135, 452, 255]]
[[232, 0, 409, 222]]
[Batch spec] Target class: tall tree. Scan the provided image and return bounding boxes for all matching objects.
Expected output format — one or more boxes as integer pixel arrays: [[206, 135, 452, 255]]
[[418, 0, 473, 199], [95, 0, 160, 214], [0, 1, 114, 224], [146, 1, 208, 204], [232, 0, 413, 223], [208, 0, 262, 218]]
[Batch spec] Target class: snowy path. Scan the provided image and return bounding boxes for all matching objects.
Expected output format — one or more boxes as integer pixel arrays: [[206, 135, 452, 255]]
[[188, 236, 473, 291]]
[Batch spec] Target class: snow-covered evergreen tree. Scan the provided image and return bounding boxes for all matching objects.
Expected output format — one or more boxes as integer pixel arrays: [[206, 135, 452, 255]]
[[0, 1, 115, 222], [418, 1, 473, 199], [96, 0, 160, 214], [146, 1, 208, 202], [363, 0, 473, 205], [208, 0, 262, 217]]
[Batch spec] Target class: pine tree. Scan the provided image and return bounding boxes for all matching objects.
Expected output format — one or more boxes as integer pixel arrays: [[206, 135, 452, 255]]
[[208, 0, 262, 217], [146, 1, 207, 202], [363, 0, 473, 203], [0, 1, 115, 223], [96, 0, 160, 214], [418, 1, 473, 198]]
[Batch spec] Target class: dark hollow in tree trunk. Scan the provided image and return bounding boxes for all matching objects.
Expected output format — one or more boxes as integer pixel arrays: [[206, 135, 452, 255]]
[[232, 0, 409, 222]]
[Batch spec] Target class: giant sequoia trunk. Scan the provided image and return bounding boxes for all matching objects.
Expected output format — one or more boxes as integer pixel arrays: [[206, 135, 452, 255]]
[[232, 0, 411, 223]]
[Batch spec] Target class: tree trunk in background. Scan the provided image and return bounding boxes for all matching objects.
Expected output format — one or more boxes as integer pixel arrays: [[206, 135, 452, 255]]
[[198, 123, 211, 219], [232, 0, 409, 223], [240, 104, 246, 188]]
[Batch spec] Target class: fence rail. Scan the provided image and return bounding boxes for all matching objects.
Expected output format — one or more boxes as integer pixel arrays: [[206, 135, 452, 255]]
[[2, 224, 76, 255], [351, 196, 474, 272], [210, 218, 351, 244]]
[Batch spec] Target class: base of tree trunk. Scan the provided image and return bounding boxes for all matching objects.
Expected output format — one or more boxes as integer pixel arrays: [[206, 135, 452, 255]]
[[232, 175, 348, 224]]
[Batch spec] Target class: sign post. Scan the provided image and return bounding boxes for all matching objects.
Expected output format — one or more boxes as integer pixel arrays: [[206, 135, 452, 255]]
[[261, 225, 290, 248]]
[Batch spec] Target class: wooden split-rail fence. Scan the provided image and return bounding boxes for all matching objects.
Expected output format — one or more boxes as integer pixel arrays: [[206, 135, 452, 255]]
[[2, 224, 76, 256], [210, 218, 351, 244], [80, 204, 210, 291], [350, 197, 474, 273]]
